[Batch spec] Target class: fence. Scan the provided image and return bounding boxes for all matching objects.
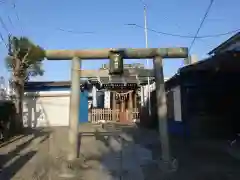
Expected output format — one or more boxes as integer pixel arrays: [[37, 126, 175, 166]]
[[132, 108, 140, 121], [89, 108, 140, 124]]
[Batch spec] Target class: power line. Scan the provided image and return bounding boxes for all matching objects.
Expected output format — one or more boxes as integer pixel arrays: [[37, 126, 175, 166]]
[[0, 0, 15, 32], [139, 0, 147, 7], [126, 23, 239, 39], [0, 15, 11, 48], [0, 16, 9, 33], [54, 24, 239, 40], [7, 16, 14, 29], [138, 0, 187, 32], [192, 29, 240, 38], [56, 28, 95, 35], [189, 0, 214, 51], [0, 31, 8, 48], [11, 0, 24, 34], [0, 17, 9, 48]]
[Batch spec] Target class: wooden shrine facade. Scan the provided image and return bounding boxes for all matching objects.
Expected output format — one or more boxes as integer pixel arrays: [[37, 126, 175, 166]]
[[105, 83, 139, 123], [89, 71, 154, 123]]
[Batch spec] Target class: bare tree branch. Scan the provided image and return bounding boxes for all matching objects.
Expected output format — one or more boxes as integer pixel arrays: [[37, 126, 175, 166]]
[[22, 47, 31, 64]]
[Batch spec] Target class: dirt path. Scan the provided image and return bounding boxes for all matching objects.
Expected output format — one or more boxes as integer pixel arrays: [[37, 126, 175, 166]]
[[0, 125, 152, 180], [47, 125, 152, 180], [0, 125, 240, 180], [0, 129, 50, 180]]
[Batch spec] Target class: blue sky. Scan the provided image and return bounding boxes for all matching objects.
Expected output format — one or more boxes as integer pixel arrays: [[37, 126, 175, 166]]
[[0, 0, 239, 81]]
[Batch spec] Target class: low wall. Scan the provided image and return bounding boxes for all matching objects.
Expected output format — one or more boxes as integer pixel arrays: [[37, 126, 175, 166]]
[[23, 91, 70, 127]]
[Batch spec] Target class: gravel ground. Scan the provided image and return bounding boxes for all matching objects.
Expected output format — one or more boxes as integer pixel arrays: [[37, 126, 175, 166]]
[[0, 125, 240, 180]]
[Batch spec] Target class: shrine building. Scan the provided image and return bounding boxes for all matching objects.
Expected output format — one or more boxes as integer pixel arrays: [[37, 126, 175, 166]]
[[22, 63, 167, 127]]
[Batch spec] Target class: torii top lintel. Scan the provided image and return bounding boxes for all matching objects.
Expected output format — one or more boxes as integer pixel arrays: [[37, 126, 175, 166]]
[[45, 48, 188, 60]]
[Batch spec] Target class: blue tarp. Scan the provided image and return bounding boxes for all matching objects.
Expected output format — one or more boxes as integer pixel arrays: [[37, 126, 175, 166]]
[[79, 90, 89, 123]]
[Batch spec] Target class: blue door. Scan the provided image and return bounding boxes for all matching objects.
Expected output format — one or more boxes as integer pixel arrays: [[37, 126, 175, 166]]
[[79, 90, 89, 123]]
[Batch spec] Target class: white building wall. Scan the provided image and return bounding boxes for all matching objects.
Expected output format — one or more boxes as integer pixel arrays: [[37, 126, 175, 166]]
[[140, 78, 169, 106], [141, 83, 152, 106], [172, 86, 182, 121], [92, 86, 97, 107], [23, 91, 70, 127], [141, 82, 156, 105], [104, 91, 110, 108]]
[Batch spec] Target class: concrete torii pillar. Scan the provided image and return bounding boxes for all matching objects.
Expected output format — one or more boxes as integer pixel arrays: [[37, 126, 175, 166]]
[[68, 57, 81, 161], [154, 56, 171, 163], [45, 48, 188, 168]]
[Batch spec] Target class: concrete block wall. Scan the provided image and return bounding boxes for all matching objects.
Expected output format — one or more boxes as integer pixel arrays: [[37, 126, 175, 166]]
[[23, 91, 70, 127]]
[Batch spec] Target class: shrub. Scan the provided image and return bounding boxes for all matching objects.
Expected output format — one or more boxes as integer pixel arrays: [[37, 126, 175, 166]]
[[0, 100, 16, 140]]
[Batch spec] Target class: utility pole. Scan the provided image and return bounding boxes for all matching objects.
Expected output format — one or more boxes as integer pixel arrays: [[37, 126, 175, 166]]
[[143, 4, 151, 116]]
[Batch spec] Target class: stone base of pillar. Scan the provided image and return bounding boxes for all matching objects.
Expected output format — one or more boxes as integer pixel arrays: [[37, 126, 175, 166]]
[[57, 159, 77, 179], [58, 159, 88, 179]]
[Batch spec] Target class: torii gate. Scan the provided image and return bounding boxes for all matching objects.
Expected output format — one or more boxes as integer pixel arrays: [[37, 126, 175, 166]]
[[45, 47, 188, 166]]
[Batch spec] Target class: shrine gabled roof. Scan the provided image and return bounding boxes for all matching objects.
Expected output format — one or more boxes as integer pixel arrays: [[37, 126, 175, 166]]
[[88, 76, 155, 85], [24, 77, 155, 91]]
